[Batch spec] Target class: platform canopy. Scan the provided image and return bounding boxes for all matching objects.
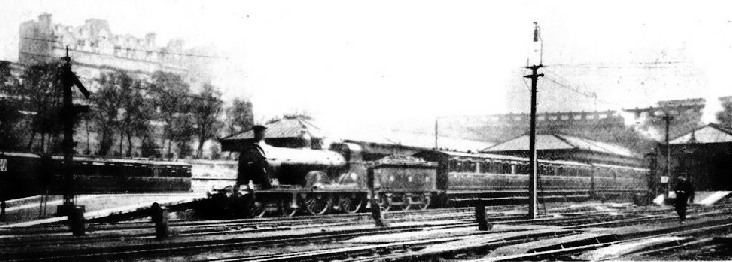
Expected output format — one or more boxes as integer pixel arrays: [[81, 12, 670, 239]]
[[670, 123, 732, 145], [483, 133, 636, 157], [481, 133, 642, 166]]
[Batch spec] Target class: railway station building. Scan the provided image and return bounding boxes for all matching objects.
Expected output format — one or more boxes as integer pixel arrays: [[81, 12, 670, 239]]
[[220, 116, 327, 152], [656, 123, 732, 192]]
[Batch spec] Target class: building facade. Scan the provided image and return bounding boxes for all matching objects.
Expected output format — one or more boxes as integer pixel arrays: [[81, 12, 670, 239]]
[[19, 13, 213, 90], [15, 13, 217, 157]]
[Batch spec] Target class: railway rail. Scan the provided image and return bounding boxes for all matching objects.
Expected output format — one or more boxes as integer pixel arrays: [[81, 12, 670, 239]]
[[2, 202, 730, 261]]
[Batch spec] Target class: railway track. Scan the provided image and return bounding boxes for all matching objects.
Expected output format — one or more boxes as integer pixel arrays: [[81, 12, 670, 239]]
[[196, 204, 732, 262], [0, 205, 527, 261], [3, 202, 727, 261]]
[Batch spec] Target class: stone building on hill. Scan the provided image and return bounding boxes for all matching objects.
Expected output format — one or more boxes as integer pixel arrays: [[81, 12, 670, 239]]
[[19, 13, 214, 90]]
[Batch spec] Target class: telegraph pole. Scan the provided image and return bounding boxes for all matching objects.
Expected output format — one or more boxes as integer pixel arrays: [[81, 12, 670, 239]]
[[525, 23, 543, 219], [434, 117, 439, 150], [662, 114, 674, 196]]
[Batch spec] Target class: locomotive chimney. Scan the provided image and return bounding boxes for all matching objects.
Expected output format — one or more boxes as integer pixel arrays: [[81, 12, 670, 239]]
[[253, 125, 267, 144]]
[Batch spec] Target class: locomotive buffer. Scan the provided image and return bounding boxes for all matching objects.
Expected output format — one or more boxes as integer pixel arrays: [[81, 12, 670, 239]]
[[57, 47, 90, 232]]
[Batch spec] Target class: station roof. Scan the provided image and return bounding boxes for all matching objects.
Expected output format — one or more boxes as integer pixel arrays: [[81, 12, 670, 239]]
[[482, 133, 637, 158], [221, 117, 326, 141], [220, 117, 491, 153], [342, 131, 493, 153], [670, 123, 732, 144]]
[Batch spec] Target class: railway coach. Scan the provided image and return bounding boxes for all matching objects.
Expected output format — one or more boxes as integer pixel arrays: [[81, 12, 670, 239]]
[[0, 152, 192, 200], [414, 150, 650, 206]]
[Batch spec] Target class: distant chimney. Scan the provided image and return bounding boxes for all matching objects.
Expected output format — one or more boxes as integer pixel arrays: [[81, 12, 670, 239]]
[[145, 33, 157, 46], [38, 13, 52, 25]]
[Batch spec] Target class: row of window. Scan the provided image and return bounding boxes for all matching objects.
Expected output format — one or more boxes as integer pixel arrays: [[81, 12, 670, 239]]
[[447, 158, 643, 178]]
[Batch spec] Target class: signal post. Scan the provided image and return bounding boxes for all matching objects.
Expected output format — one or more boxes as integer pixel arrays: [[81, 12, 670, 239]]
[[58, 47, 90, 235]]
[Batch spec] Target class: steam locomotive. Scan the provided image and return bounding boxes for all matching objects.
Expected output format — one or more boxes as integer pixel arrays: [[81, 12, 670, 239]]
[[206, 141, 650, 217]]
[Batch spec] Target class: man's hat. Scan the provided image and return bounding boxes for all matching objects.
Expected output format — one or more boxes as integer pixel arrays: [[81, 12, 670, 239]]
[[253, 125, 267, 131]]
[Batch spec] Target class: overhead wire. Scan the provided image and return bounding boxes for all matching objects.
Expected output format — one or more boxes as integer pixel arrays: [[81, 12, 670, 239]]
[[542, 60, 691, 68]]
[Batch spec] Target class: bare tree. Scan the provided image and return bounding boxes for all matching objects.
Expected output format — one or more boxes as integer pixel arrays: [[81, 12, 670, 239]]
[[192, 84, 224, 158]]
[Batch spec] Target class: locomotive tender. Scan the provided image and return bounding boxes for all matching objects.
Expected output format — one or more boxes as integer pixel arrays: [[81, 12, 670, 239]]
[[211, 140, 650, 217]]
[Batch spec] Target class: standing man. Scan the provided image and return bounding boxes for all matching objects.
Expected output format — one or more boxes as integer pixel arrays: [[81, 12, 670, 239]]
[[674, 176, 695, 224], [237, 125, 271, 190]]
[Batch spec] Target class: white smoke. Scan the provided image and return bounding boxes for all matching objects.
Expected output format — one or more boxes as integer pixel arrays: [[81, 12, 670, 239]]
[[701, 96, 723, 124], [618, 109, 664, 141]]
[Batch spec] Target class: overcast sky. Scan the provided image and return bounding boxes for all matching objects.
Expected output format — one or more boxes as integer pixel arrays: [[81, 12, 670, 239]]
[[3, 0, 732, 133]]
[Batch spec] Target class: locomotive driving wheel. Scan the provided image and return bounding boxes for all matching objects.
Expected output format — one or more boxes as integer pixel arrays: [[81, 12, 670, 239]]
[[337, 193, 363, 214], [304, 193, 332, 215], [278, 197, 299, 217]]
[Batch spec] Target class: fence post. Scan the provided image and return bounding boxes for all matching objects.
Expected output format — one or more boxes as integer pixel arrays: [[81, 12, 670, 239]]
[[151, 202, 169, 240], [368, 167, 388, 228], [475, 200, 491, 231], [1, 200, 6, 221], [69, 205, 85, 236], [370, 198, 389, 228]]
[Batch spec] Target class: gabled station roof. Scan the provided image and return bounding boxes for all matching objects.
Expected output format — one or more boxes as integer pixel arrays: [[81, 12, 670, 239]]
[[670, 123, 732, 144], [221, 117, 326, 141], [482, 133, 637, 158], [341, 131, 492, 153]]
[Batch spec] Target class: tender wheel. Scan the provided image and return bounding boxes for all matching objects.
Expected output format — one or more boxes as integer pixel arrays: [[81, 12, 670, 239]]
[[378, 193, 392, 212], [249, 200, 267, 218], [407, 193, 431, 211], [338, 194, 363, 214], [305, 193, 332, 215]]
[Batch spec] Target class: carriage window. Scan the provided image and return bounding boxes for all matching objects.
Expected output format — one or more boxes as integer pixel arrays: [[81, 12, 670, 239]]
[[457, 160, 465, 172], [449, 159, 459, 172], [577, 168, 589, 177], [480, 162, 491, 173], [503, 163, 513, 174], [466, 161, 477, 173], [516, 164, 530, 174], [540, 165, 555, 176], [564, 167, 577, 177], [620, 169, 630, 178]]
